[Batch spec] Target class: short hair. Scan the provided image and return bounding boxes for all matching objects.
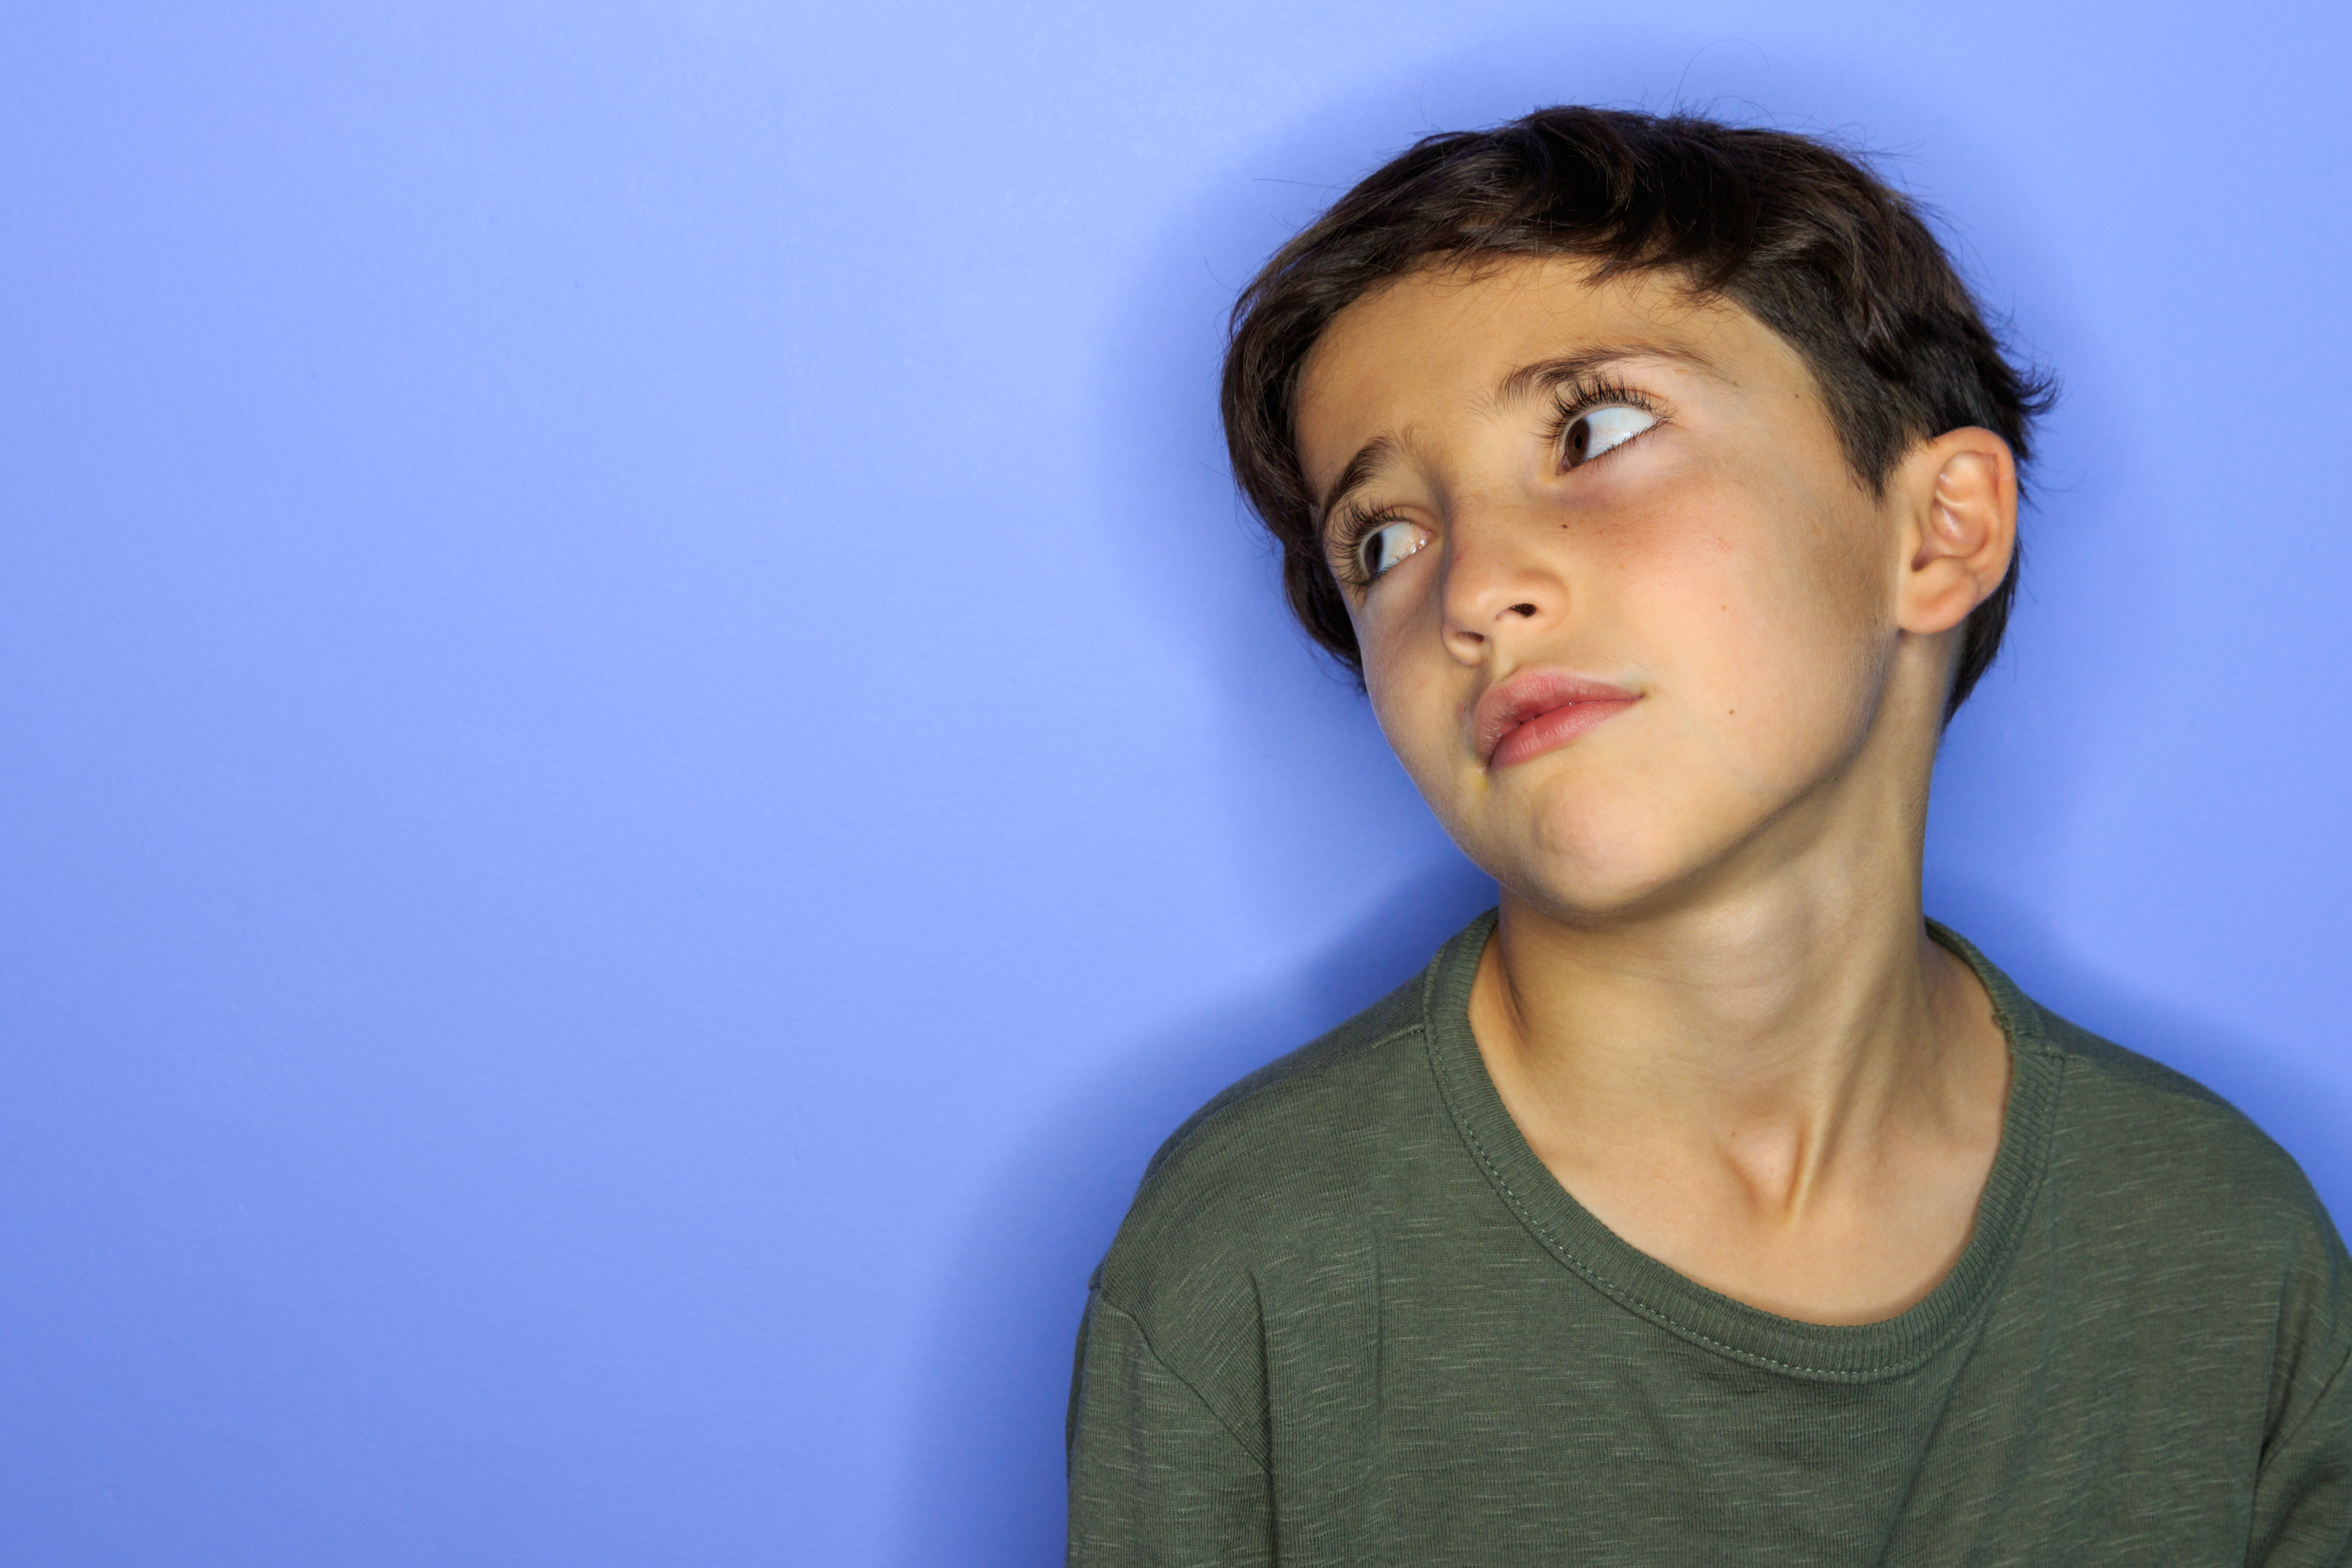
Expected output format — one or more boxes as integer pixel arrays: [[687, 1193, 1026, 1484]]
[[1219, 106, 2055, 718]]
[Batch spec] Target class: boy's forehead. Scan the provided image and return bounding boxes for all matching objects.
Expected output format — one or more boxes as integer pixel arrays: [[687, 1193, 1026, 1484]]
[[1294, 257, 1773, 490]]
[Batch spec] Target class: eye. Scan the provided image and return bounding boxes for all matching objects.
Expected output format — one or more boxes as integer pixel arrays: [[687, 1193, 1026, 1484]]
[[1562, 404, 1659, 468], [1354, 518, 1430, 583]]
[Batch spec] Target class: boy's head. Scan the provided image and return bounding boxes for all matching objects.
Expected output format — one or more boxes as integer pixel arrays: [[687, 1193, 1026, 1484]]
[[1221, 108, 2051, 920]]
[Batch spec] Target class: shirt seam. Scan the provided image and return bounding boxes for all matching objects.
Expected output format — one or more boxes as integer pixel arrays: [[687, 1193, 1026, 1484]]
[[1423, 916, 2047, 1384], [1440, 1090, 1944, 1381], [1088, 1289, 1274, 1475], [1153, 1021, 1428, 1167], [2037, 1029, 2237, 1104], [2265, 1339, 2352, 1463]]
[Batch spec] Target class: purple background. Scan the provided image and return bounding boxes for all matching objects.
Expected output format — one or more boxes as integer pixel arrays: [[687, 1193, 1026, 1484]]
[[4, 2, 2347, 1562]]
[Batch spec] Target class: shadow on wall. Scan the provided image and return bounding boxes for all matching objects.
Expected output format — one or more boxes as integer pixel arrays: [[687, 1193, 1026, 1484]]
[[888, 855, 1496, 1568]]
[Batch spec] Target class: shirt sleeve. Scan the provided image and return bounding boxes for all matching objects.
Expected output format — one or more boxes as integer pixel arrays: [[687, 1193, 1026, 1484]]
[[1066, 1289, 1274, 1568], [2251, 1343, 2352, 1567], [2250, 1188, 2352, 1568]]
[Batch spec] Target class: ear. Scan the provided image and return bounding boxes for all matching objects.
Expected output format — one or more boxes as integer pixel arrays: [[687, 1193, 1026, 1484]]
[[1894, 427, 2018, 636]]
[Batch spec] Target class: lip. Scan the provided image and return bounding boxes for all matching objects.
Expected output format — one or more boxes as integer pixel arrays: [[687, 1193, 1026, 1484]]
[[1472, 668, 1642, 770]]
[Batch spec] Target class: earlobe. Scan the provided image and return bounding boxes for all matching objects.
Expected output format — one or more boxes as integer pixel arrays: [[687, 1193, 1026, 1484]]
[[1898, 429, 2017, 636]]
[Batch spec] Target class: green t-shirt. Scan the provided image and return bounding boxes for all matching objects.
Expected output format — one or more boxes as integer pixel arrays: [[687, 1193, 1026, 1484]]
[[1067, 915, 2352, 1565]]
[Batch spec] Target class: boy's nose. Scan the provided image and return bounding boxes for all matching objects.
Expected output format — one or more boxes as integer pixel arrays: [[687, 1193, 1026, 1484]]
[[1439, 516, 1565, 664]]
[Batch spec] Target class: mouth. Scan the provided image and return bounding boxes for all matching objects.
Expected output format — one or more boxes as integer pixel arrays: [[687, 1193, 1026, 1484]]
[[1473, 668, 1642, 771]]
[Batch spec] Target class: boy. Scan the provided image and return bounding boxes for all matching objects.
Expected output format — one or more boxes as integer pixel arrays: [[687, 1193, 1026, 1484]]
[[1065, 108, 2351, 1563]]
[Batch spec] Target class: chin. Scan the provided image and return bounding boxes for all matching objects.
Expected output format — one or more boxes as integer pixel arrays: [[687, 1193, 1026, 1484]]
[[1497, 860, 1691, 927], [1459, 804, 1701, 926]]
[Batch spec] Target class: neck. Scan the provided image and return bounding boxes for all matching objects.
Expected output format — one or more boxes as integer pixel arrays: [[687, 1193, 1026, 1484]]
[[1469, 722, 1994, 1213]]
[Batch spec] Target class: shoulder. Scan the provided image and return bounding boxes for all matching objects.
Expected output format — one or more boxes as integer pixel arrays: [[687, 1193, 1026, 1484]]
[[2027, 1004, 2347, 1308], [2034, 1008, 2352, 1429], [2035, 1007, 2323, 1217], [1137, 971, 1430, 1197], [1098, 969, 1437, 1294], [1935, 921, 2334, 1251], [1087, 947, 1472, 1374]]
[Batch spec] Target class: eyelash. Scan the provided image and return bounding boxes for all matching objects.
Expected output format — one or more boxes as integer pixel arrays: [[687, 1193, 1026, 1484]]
[[1326, 375, 1666, 589], [1544, 374, 1664, 462], [1329, 498, 1405, 590]]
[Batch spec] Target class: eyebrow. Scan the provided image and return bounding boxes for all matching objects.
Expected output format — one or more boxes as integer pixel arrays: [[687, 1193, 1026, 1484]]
[[1312, 435, 1400, 531], [1311, 344, 1717, 529], [1491, 343, 1716, 407]]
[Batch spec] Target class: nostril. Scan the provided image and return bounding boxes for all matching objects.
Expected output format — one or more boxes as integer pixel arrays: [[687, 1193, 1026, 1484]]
[[1508, 603, 1537, 618]]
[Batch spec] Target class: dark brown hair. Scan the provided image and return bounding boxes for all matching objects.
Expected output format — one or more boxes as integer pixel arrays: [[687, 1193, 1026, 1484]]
[[1219, 106, 2054, 717]]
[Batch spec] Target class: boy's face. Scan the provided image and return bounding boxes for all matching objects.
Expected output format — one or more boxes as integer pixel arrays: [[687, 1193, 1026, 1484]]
[[1296, 256, 1954, 922]]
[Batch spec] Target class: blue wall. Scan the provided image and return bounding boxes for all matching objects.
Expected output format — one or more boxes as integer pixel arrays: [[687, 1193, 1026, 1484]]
[[4, 2, 2347, 1561]]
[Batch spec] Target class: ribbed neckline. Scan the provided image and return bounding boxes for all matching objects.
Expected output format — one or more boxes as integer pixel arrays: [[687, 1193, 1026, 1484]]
[[1420, 911, 2062, 1384]]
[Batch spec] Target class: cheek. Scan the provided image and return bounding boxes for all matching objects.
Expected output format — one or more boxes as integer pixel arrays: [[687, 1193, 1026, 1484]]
[[1364, 646, 1450, 778], [1613, 493, 1888, 779], [1357, 603, 1462, 782]]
